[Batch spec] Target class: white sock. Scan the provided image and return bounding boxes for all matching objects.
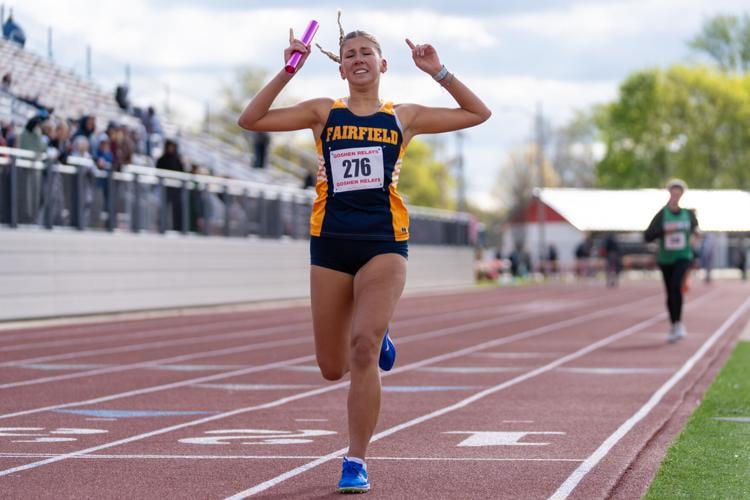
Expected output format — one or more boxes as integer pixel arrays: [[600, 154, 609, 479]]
[[345, 456, 366, 470]]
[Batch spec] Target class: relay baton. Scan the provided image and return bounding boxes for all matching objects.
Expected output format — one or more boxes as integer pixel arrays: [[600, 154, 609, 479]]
[[285, 20, 319, 74]]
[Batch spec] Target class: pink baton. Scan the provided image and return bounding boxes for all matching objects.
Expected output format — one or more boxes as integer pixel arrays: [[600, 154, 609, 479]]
[[285, 20, 320, 74]]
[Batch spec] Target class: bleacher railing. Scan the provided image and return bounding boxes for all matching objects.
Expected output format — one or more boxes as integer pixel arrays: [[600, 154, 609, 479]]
[[0, 146, 472, 246]]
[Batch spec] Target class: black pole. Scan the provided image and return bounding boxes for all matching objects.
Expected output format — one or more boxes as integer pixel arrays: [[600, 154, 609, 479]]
[[8, 155, 18, 228]]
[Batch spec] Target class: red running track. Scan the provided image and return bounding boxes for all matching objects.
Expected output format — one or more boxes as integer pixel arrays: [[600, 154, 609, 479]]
[[0, 280, 748, 499]]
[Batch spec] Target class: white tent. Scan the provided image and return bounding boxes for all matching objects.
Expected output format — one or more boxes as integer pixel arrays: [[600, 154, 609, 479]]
[[538, 188, 750, 233]]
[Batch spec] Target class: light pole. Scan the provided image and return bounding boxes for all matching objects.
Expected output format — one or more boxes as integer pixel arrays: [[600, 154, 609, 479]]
[[455, 131, 466, 213], [499, 103, 547, 268], [535, 101, 546, 270]]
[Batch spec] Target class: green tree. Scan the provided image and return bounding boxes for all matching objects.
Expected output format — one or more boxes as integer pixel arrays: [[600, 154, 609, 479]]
[[689, 14, 750, 73], [398, 139, 456, 209], [596, 66, 750, 189]]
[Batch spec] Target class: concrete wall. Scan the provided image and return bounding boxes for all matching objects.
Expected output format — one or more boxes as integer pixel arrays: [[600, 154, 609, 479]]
[[0, 229, 475, 321]]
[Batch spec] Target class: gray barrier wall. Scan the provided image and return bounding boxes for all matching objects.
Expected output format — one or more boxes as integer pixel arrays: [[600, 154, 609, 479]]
[[0, 229, 474, 321]]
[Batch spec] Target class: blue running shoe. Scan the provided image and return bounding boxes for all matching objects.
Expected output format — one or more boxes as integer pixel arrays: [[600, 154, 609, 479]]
[[338, 458, 370, 494], [378, 329, 396, 371]]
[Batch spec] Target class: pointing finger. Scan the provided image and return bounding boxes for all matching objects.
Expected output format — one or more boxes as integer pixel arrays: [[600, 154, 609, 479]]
[[405, 38, 416, 50], [289, 28, 295, 45]]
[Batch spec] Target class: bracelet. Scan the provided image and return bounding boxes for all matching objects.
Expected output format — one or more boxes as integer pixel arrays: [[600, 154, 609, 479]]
[[440, 72, 455, 88], [432, 65, 449, 81]]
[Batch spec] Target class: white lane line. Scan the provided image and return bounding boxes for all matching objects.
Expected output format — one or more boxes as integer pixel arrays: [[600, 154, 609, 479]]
[[0, 322, 305, 369], [0, 316, 278, 353], [0, 353, 315, 421], [194, 384, 319, 391], [0, 315, 246, 343], [19, 363, 109, 371], [416, 367, 525, 374], [472, 352, 561, 359], [549, 296, 750, 500], [0, 292, 670, 475], [0, 335, 311, 390], [0, 452, 584, 462], [225, 291, 721, 498], [0, 290, 646, 398], [555, 367, 672, 375], [147, 364, 251, 372]]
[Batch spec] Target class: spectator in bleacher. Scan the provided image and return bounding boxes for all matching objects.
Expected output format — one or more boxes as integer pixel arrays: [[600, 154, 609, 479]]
[[156, 139, 183, 172], [109, 123, 134, 171], [37, 118, 70, 227], [70, 135, 93, 160], [2, 10, 26, 47], [189, 163, 205, 233], [94, 133, 114, 212], [0, 120, 15, 148], [18, 116, 47, 223], [73, 115, 97, 146], [19, 116, 46, 155], [47, 119, 72, 164], [140, 106, 163, 155], [1, 72, 11, 93], [95, 134, 114, 171], [253, 131, 270, 168], [303, 166, 316, 189], [156, 139, 185, 231], [69, 135, 99, 227]]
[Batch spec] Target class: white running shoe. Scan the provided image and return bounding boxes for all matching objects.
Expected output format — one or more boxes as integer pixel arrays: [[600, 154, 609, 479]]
[[668, 322, 686, 343]]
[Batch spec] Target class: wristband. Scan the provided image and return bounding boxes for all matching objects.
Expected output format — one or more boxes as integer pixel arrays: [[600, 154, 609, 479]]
[[432, 65, 449, 81]]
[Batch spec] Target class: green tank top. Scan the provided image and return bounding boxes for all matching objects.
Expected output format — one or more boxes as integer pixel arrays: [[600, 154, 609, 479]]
[[658, 207, 693, 264]]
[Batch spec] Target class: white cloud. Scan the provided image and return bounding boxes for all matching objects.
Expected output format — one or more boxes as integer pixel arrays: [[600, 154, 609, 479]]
[[498, 0, 747, 48]]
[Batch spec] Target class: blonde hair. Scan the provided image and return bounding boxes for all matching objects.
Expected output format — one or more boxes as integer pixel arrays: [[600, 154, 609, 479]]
[[315, 10, 381, 64]]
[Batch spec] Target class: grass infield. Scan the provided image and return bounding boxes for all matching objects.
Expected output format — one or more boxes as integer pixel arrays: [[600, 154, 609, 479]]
[[645, 340, 750, 499]]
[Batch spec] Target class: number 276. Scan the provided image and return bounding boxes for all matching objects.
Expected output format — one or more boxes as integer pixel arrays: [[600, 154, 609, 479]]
[[342, 158, 371, 178]]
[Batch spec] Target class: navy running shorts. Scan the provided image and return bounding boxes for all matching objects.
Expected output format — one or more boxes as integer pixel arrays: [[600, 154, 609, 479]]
[[310, 236, 408, 275]]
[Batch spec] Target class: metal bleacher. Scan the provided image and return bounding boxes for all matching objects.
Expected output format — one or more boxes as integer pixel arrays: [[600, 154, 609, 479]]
[[0, 37, 301, 186]]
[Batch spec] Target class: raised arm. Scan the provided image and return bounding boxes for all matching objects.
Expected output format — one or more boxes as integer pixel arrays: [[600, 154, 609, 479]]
[[237, 28, 330, 133], [396, 38, 491, 141]]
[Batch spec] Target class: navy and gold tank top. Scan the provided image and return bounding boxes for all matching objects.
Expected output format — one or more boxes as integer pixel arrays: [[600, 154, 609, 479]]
[[310, 98, 409, 241]]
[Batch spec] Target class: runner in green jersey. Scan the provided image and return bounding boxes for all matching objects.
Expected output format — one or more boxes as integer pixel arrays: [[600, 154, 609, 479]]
[[645, 179, 699, 343]]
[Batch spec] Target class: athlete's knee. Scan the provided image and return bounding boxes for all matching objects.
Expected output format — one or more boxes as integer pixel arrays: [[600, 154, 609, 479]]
[[316, 355, 348, 381], [317, 360, 347, 381], [319, 366, 346, 381], [349, 333, 379, 370]]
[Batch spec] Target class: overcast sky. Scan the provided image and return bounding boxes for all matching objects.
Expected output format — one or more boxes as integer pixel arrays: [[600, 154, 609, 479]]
[[8, 0, 749, 209]]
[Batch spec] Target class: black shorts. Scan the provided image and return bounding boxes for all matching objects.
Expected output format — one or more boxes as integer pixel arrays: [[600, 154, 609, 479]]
[[310, 236, 408, 275]]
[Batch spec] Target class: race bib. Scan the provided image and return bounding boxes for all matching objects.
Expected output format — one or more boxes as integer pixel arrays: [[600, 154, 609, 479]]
[[330, 147, 384, 193], [665, 232, 686, 250]]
